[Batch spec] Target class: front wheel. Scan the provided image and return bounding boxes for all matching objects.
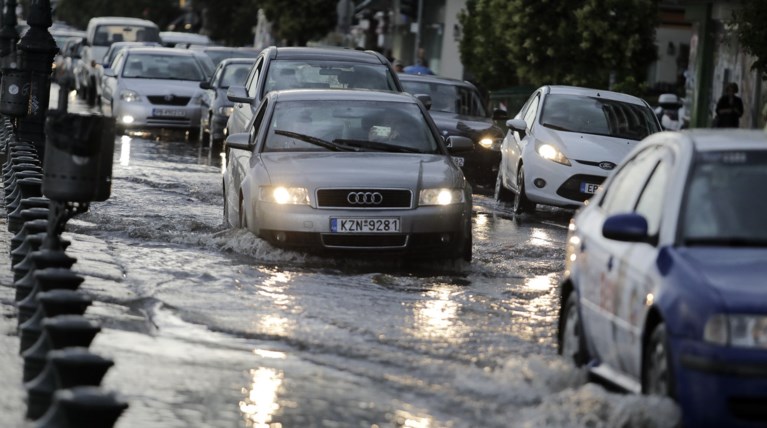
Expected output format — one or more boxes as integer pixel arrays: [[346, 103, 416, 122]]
[[643, 323, 675, 398], [494, 168, 513, 203], [513, 165, 535, 214], [559, 292, 589, 366]]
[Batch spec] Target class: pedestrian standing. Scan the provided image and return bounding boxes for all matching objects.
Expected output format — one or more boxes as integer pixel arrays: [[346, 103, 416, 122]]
[[714, 82, 744, 128]]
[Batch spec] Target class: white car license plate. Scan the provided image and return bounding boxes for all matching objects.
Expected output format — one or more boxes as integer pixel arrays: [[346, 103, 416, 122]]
[[330, 217, 400, 233], [153, 108, 187, 118], [580, 182, 600, 194], [452, 156, 464, 167]]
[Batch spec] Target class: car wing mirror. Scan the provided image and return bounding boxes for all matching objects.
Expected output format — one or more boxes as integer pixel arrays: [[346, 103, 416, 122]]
[[103, 68, 116, 78], [226, 85, 252, 103], [602, 213, 649, 243], [506, 118, 528, 138], [225, 132, 252, 151], [199, 81, 211, 90], [415, 93, 432, 110], [445, 135, 474, 153], [492, 108, 508, 121]]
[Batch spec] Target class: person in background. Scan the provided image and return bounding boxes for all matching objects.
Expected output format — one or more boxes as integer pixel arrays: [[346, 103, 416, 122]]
[[393, 60, 404, 73], [403, 59, 434, 75], [714, 82, 744, 128]]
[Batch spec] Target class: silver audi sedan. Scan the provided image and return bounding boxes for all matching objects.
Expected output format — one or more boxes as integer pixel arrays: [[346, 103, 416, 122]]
[[223, 89, 475, 261]]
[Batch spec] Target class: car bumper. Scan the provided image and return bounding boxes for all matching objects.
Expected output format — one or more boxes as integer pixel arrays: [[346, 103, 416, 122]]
[[523, 156, 608, 209], [253, 201, 470, 256], [114, 101, 202, 130], [673, 338, 767, 427]]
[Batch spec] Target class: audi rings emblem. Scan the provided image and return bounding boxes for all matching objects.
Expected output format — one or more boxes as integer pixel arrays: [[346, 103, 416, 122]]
[[347, 192, 383, 205]]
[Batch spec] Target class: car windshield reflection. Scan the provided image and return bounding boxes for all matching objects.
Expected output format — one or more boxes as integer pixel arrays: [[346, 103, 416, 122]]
[[264, 100, 439, 154], [122, 54, 205, 81], [263, 60, 397, 93]]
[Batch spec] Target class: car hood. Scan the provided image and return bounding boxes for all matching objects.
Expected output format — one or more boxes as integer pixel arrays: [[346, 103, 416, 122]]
[[540, 128, 638, 163], [260, 152, 464, 189], [429, 111, 503, 140], [123, 79, 202, 96], [676, 247, 767, 310]]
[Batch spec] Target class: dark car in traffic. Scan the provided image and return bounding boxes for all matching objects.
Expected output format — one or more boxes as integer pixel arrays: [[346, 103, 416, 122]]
[[399, 73, 507, 188]]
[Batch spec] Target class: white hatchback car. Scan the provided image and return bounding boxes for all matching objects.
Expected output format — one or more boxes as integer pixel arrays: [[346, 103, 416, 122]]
[[495, 85, 661, 213]]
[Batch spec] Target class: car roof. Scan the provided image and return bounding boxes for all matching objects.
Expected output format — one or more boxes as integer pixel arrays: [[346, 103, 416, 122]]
[[88, 17, 158, 28], [682, 129, 767, 152], [545, 85, 648, 105], [219, 57, 258, 66], [397, 73, 477, 88], [268, 46, 387, 65], [268, 89, 417, 104], [124, 47, 198, 56]]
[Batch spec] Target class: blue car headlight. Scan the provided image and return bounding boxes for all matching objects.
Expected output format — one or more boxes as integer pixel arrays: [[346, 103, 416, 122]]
[[704, 314, 767, 348]]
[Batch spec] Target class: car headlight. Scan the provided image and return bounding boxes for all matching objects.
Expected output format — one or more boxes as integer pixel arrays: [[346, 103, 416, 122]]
[[259, 186, 309, 205], [535, 142, 571, 166], [478, 137, 502, 150], [419, 188, 465, 206], [217, 106, 234, 116], [120, 90, 141, 102], [704, 314, 767, 348]]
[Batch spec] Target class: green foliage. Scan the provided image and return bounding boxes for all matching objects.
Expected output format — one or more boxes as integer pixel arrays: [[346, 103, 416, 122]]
[[261, 0, 337, 46], [195, 0, 261, 46], [733, 0, 767, 77], [458, 0, 659, 91]]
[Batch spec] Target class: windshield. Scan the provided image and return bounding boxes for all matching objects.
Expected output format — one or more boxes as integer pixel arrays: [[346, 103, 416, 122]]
[[264, 60, 398, 93], [93, 25, 160, 46], [122, 54, 205, 81], [682, 150, 767, 246], [264, 100, 439, 154], [540, 94, 660, 140], [219, 63, 253, 88], [402, 80, 487, 116]]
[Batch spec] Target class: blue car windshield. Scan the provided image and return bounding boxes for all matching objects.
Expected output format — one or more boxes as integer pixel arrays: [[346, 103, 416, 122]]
[[682, 150, 767, 246], [264, 100, 440, 154], [540, 94, 661, 140], [263, 60, 398, 93], [401, 80, 487, 117]]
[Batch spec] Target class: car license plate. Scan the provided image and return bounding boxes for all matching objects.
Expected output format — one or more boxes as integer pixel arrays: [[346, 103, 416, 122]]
[[580, 182, 600, 194], [153, 108, 187, 118], [330, 217, 400, 233], [452, 156, 464, 167]]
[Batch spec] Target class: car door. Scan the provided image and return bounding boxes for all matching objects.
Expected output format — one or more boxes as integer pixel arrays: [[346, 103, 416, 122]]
[[228, 56, 263, 136], [509, 92, 541, 192], [501, 91, 540, 191], [577, 145, 663, 371], [101, 50, 125, 111], [612, 146, 674, 379]]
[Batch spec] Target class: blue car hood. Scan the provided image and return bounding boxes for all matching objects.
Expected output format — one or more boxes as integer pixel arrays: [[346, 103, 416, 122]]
[[677, 247, 767, 309]]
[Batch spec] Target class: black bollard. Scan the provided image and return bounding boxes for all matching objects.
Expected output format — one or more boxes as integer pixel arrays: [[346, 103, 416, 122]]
[[8, 206, 49, 233], [17, 268, 85, 326], [19, 288, 90, 353], [22, 315, 101, 382], [10, 218, 48, 254], [7, 176, 43, 212], [7, 198, 50, 235], [25, 348, 114, 420], [34, 386, 128, 428], [4, 169, 43, 208], [14, 249, 77, 301], [11, 232, 45, 267]]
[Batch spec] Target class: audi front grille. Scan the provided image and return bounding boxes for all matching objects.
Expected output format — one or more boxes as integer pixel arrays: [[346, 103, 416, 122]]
[[316, 189, 412, 209]]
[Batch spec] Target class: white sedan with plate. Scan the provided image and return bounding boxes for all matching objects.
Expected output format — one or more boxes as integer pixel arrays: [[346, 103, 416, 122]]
[[495, 85, 662, 214], [223, 89, 474, 261]]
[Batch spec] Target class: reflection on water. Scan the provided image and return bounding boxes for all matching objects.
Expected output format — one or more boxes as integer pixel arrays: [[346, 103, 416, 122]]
[[512, 273, 559, 344], [525, 274, 556, 292], [119, 135, 131, 166], [530, 228, 553, 245], [393, 409, 432, 428], [240, 367, 284, 427], [256, 269, 297, 336], [413, 286, 466, 342]]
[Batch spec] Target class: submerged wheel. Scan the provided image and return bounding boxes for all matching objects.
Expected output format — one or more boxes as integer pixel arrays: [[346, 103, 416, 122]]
[[559, 293, 589, 366], [644, 323, 675, 397], [512, 165, 535, 214], [494, 169, 513, 203]]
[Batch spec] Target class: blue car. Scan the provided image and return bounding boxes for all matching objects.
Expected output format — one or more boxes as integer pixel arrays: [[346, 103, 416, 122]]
[[558, 129, 767, 427]]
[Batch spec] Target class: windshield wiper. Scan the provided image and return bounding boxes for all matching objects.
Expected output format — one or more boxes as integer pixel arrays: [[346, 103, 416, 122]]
[[274, 130, 356, 152], [332, 138, 422, 153], [684, 237, 767, 247]]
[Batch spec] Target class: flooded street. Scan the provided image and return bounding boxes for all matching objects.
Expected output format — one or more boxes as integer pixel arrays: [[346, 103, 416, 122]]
[[50, 134, 679, 427]]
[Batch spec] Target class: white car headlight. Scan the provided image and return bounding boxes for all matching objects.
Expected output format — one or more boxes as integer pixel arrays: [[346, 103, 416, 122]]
[[259, 186, 309, 205], [120, 90, 141, 102], [419, 188, 464, 206], [535, 142, 571, 166], [217, 106, 234, 116], [704, 314, 767, 348]]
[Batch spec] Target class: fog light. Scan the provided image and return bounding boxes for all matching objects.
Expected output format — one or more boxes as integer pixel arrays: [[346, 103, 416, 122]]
[[274, 232, 287, 242], [121, 115, 135, 125], [440, 233, 451, 243], [534, 178, 546, 188]]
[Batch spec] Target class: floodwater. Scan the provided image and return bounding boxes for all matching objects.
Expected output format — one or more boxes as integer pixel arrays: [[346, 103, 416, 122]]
[[53, 132, 680, 428]]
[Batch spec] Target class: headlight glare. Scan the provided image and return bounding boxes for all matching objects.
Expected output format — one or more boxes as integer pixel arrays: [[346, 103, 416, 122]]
[[120, 90, 141, 102], [536, 142, 571, 166], [260, 186, 309, 205], [218, 106, 234, 116], [419, 188, 464, 206]]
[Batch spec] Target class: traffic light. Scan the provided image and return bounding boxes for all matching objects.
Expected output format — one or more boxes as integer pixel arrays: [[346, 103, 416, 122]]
[[400, 0, 419, 20]]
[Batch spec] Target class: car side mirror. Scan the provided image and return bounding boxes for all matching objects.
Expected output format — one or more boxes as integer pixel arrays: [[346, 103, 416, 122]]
[[226, 85, 252, 103], [199, 81, 211, 90], [492, 108, 508, 121], [602, 213, 649, 243], [506, 118, 527, 138], [445, 135, 474, 153], [103, 69, 116, 78], [415, 93, 432, 110], [225, 132, 252, 151]]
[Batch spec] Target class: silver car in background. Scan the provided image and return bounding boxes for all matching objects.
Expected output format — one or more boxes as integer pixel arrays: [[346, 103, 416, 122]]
[[224, 89, 474, 261], [101, 47, 214, 138]]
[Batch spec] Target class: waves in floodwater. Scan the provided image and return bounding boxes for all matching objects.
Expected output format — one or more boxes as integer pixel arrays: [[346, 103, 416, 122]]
[[65, 136, 680, 428]]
